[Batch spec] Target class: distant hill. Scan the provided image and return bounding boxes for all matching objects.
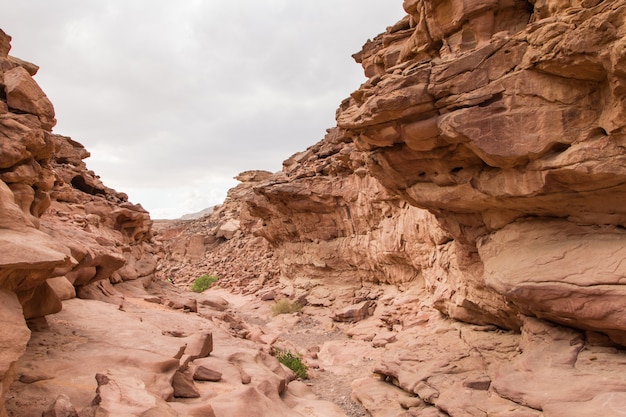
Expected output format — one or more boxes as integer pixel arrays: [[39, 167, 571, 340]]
[[179, 206, 216, 220]]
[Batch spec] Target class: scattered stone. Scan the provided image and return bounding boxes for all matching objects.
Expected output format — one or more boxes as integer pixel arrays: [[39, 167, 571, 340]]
[[332, 301, 375, 323], [144, 296, 162, 304], [172, 370, 200, 398], [181, 297, 198, 312], [42, 394, 78, 417], [162, 329, 186, 338], [259, 289, 277, 301], [184, 332, 213, 360], [463, 375, 491, 391], [193, 365, 222, 382]]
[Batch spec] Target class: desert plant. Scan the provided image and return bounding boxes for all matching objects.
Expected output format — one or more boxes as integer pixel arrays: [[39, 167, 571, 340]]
[[275, 348, 308, 379], [271, 299, 302, 316], [190, 274, 218, 293]]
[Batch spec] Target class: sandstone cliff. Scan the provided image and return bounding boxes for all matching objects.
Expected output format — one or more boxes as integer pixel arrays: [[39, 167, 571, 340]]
[[0, 30, 350, 417], [158, 0, 626, 415], [338, 0, 626, 346], [0, 29, 158, 417], [6, 0, 626, 415], [253, 0, 626, 346]]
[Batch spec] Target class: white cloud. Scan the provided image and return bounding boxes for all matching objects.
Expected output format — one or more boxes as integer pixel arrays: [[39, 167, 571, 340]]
[[1, 1, 406, 217]]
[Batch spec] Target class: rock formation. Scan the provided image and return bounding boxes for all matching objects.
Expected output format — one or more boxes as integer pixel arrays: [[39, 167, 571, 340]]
[[5, 0, 626, 415], [0, 28, 155, 416], [159, 0, 626, 414], [337, 0, 626, 346], [0, 29, 348, 417]]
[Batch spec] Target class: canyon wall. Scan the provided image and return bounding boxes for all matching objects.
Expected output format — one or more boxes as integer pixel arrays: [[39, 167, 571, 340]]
[[0, 29, 158, 416], [161, 0, 626, 344], [247, 0, 626, 342], [337, 0, 626, 344], [158, 1, 626, 413], [4, 0, 626, 414]]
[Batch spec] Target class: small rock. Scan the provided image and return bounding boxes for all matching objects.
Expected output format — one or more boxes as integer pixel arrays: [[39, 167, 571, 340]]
[[172, 370, 200, 398], [165, 299, 184, 309], [162, 330, 186, 338], [200, 295, 229, 311], [184, 332, 213, 360], [193, 366, 222, 382], [42, 394, 78, 417], [332, 300, 375, 323], [182, 298, 198, 312], [259, 289, 277, 301], [463, 376, 491, 391]]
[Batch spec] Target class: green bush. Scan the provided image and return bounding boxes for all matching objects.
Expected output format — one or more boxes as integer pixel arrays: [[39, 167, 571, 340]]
[[190, 274, 219, 293], [275, 348, 308, 379], [271, 299, 302, 316]]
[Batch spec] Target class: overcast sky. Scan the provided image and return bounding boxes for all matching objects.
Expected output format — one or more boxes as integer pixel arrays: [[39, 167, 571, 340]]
[[1, 1, 406, 218]]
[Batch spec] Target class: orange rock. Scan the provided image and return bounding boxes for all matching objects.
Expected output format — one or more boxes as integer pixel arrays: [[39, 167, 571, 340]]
[[3, 66, 55, 130]]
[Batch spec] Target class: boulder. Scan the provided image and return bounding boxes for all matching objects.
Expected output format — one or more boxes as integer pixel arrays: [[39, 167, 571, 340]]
[[41, 394, 78, 417], [3, 66, 55, 129], [183, 332, 213, 360], [193, 365, 222, 382], [332, 301, 375, 323], [172, 370, 200, 398]]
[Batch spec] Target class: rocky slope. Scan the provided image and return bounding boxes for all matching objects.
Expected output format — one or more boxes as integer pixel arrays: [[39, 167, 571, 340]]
[[5, 0, 626, 416], [158, 0, 626, 415], [0, 28, 160, 417], [0, 29, 349, 417]]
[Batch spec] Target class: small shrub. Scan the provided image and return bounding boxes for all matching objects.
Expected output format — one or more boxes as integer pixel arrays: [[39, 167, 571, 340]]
[[271, 299, 302, 316], [190, 274, 218, 293], [275, 348, 308, 379]]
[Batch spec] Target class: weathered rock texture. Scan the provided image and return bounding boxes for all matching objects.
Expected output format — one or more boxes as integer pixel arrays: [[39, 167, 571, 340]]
[[154, 170, 280, 294], [6, 281, 347, 417], [159, 0, 626, 415], [0, 29, 158, 417], [338, 0, 626, 344], [6, 0, 626, 415]]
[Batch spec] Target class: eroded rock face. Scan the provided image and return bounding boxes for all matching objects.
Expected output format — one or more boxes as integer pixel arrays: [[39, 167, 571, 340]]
[[154, 170, 280, 294], [335, 0, 626, 342], [0, 29, 67, 416], [152, 1, 626, 414], [8, 0, 626, 414], [42, 134, 158, 290], [0, 29, 158, 416]]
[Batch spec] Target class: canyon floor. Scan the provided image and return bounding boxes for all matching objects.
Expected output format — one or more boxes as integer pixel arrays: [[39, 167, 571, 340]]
[[8, 274, 626, 417], [5, 278, 377, 417]]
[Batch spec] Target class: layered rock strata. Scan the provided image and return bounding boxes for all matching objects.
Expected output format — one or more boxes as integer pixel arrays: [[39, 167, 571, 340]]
[[336, 0, 626, 345], [0, 29, 157, 416], [6, 0, 626, 415], [157, 0, 626, 414], [154, 170, 280, 294]]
